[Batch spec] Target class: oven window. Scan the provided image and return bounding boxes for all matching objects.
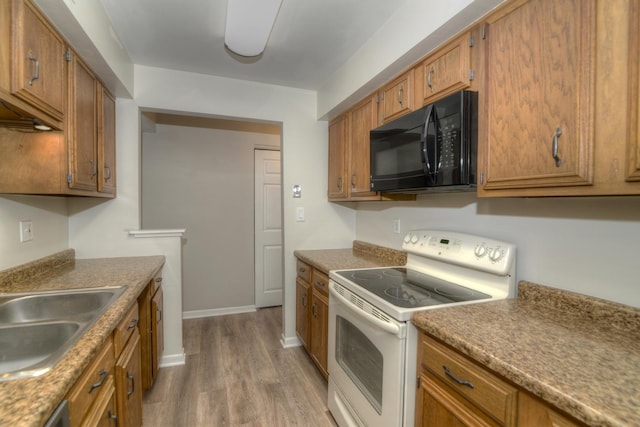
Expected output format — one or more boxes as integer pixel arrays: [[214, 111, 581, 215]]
[[335, 315, 383, 414]]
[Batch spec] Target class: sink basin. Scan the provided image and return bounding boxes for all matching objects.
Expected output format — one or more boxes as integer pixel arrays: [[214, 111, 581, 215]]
[[0, 289, 122, 323], [0, 321, 82, 381], [0, 287, 126, 382]]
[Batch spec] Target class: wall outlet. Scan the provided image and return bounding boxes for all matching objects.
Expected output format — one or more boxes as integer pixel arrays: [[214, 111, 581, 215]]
[[20, 220, 33, 242], [393, 219, 401, 234]]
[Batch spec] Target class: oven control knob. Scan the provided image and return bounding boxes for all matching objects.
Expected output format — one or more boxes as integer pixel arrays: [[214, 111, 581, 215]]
[[489, 247, 504, 262], [410, 234, 419, 244], [474, 244, 488, 258], [403, 234, 412, 243]]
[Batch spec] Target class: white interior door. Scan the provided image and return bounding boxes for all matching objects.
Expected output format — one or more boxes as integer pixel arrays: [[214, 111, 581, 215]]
[[254, 149, 283, 308]]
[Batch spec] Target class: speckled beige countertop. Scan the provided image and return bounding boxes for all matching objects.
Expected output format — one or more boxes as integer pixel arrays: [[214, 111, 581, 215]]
[[0, 250, 165, 427], [294, 240, 407, 272], [412, 281, 640, 427]]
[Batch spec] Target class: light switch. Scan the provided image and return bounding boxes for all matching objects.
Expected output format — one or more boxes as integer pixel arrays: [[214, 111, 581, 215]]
[[296, 207, 305, 222]]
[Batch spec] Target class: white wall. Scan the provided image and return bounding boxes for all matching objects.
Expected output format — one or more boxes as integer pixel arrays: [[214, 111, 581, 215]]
[[0, 196, 68, 271], [134, 65, 356, 343], [68, 99, 185, 365], [355, 194, 640, 307], [141, 123, 280, 314]]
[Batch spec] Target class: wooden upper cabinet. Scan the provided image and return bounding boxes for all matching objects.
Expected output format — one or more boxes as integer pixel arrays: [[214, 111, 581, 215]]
[[415, 32, 473, 107], [98, 84, 116, 194], [379, 69, 414, 124], [627, 0, 640, 181], [328, 115, 348, 199], [348, 96, 379, 199], [10, 0, 65, 123], [67, 50, 98, 192], [479, 0, 596, 193]]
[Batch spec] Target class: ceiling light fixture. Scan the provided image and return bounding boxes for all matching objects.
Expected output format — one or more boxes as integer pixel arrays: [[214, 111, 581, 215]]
[[224, 0, 283, 57]]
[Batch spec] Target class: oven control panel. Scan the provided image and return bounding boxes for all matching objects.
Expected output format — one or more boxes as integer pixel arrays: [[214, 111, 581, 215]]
[[402, 230, 516, 276]]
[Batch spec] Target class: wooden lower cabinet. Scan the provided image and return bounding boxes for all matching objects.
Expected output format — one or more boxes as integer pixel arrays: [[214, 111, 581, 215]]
[[309, 286, 329, 379], [115, 329, 143, 427], [416, 332, 586, 427], [80, 376, 117, 427], [138, 272, 164, 390], [66, 338, 115, 427], [294, 258, 329, 379]]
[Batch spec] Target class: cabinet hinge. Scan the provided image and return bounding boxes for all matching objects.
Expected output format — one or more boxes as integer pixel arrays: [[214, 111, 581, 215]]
[[469, 35, 475, 48], [65, 49, 71, 62], [482, 26, 487, 40], [67, 173, 73, 184], [375, 94, 380, 103], [469, 69, 475, 81]]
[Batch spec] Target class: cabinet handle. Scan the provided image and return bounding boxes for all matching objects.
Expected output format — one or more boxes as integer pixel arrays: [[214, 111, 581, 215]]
[[127, 372, 135, 398], [316, 280, 325, 288], [427, 65, 435, 92], [351, 173, 356, 189], [127, 318, 138, 330], [108, 410, 119, 427], [552, 127, 562, 167], [443, 365, 474, 388], [301, 294, 307, 308], [397, 85, 404, 107], [28, 52, 40, 85], [104, 165, 111, 182], [156, 307, 162, 323], [88, 369, 108, 393], [298, 267, 306, 273], [155, 277, 163, 283], [312, 303, 317, 317], [337, 176, 343, 191], [90, 160, 97, 178]]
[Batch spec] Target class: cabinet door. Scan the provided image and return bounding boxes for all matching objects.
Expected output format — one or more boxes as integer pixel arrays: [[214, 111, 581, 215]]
[[416, 373, 498, 427], [310, 287, 328, 379], [628, 1, 640, 181], [480, 0, 596, 192], [379, 70, 414, 123], [348, 96, 379, 198], [518, 392, 585, 427], [295, 277, 311, 349], [67, 50, 97, 192], [98, 85, 116, 194], [417, 32, 472, 106], [328, 115, 348, 199], [151, 285, 163, 381], [79, 376, 118, 427], [115, 330, 143, 427], [11, 0, 65, 120]]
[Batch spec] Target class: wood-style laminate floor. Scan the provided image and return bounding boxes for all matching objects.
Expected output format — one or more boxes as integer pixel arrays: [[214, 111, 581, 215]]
[[142, 307, 337, 427]]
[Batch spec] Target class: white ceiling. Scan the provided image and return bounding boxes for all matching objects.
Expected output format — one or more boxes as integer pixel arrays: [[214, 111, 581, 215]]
[[99, 0, 410, 91]]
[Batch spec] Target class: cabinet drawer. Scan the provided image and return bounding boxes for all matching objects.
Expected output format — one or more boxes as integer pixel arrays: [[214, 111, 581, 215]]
[[296, 260, 311, 282], [311, 269, 329, 296], [113, 302, 139, 356], [66, 337, 115, 427], [420, 335, 517, 425]]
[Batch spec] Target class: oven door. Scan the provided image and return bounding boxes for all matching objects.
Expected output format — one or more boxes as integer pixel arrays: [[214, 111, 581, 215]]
[[328, 281, 407, 427]]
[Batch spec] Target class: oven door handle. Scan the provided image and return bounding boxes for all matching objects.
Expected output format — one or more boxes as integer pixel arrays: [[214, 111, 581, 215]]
[[330, 284, 403, 337]]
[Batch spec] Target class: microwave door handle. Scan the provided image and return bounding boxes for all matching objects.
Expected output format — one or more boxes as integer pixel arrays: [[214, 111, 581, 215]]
[[421, 104, 433, 172], [422, 104, 439, 183]]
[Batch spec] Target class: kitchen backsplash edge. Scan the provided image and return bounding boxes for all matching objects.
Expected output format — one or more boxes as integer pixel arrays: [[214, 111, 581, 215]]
[[0, 249, 75, 289]]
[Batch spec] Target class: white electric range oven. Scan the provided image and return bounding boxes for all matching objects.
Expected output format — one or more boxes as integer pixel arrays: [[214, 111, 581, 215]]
[[327, 230, 516, 427]]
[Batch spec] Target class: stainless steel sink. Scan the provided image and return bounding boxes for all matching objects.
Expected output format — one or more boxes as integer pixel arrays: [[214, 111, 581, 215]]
[[0, 289, 121, 323], [0, 287, 125, 382]]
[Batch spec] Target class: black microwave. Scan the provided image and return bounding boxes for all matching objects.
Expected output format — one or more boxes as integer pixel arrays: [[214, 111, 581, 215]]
[[369, 90, 477, 193]]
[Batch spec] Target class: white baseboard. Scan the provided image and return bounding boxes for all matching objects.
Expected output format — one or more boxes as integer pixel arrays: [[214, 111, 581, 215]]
[[182, 305, 257, 319], [159, 350, 186, 368], [281, 334, 301, 348]]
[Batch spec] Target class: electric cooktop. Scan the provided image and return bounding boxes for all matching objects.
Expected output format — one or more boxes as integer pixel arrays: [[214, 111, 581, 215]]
[[333, 267, 491, 309]]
